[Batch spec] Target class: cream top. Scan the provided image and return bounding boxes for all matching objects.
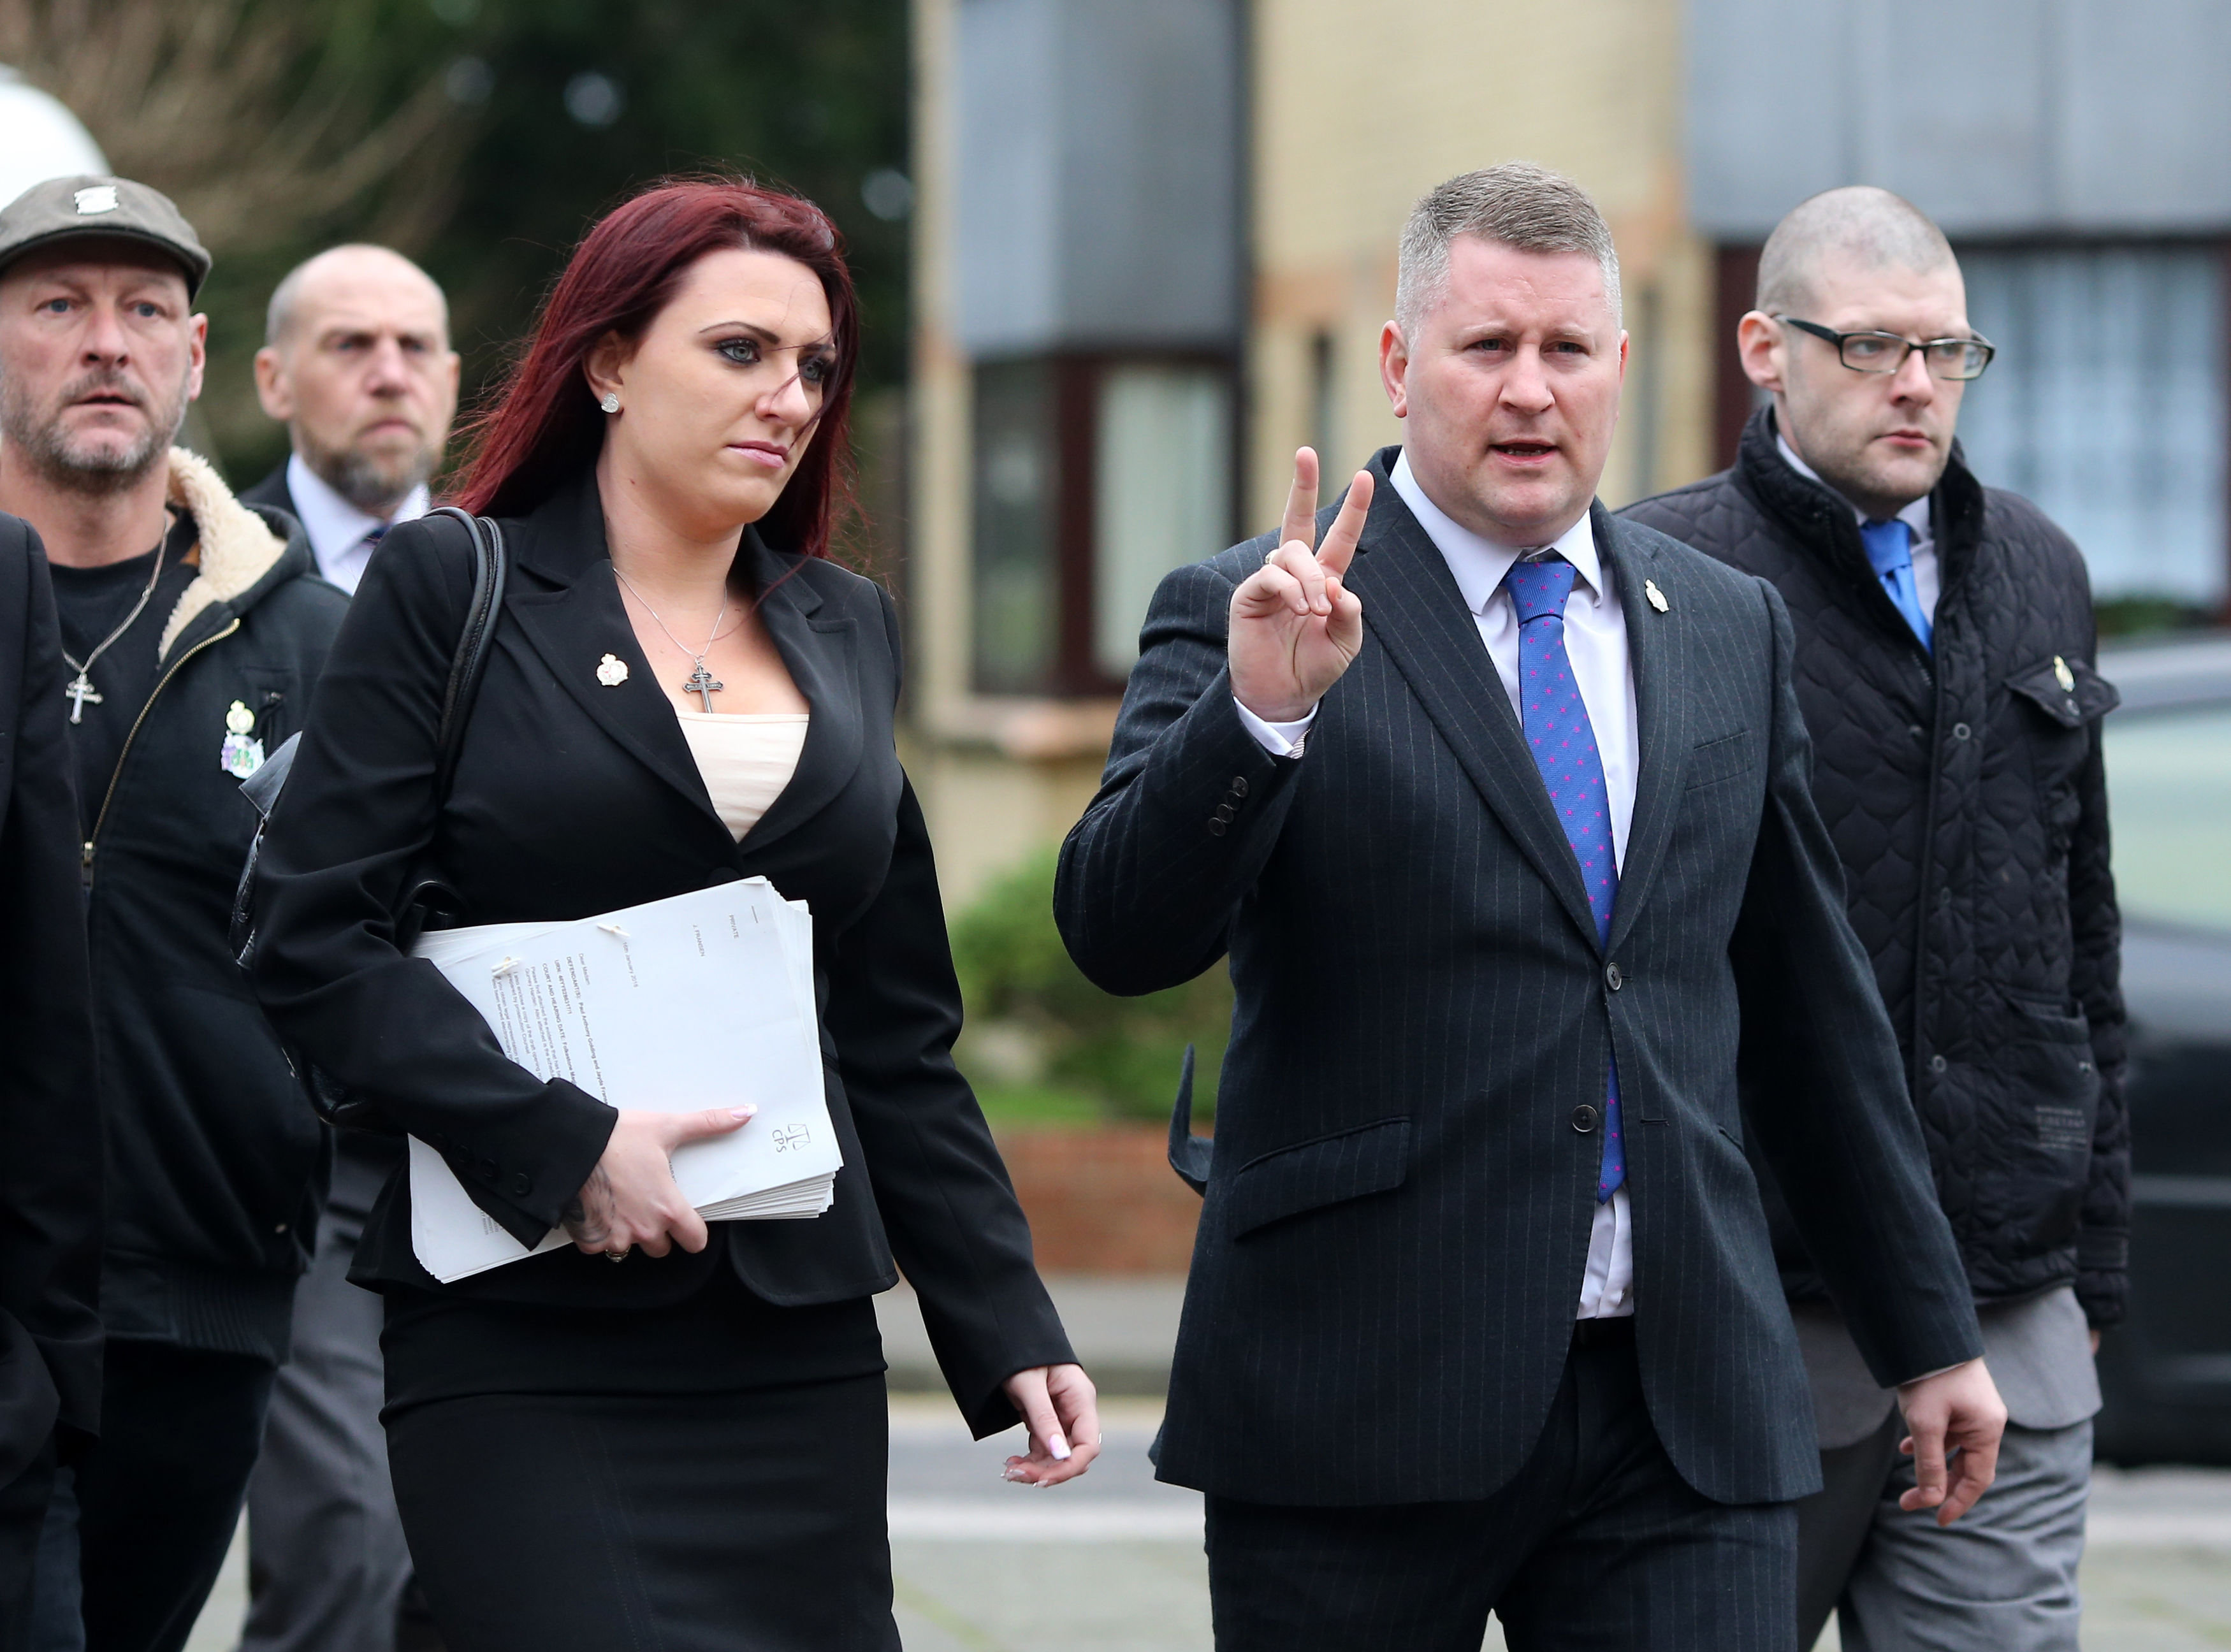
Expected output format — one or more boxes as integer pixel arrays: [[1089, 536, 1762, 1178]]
[[675, 712, 810, 841]]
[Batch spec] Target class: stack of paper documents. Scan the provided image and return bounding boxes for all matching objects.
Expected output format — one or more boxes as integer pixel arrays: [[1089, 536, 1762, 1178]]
[[404, 877, 839, 1282]]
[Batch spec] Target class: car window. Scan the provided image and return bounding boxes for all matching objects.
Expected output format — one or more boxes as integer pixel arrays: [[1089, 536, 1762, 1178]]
[[2104, 706, 2231, 931]]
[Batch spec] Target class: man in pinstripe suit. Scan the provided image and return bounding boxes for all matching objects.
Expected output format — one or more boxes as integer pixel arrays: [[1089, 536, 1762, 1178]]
[[1055, 164, 2007, 1651]]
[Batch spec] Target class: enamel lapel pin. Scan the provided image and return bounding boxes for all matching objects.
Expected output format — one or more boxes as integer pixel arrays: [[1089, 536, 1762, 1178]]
[[220, 700, 266, 779], [1643, 578, 1669, 613]]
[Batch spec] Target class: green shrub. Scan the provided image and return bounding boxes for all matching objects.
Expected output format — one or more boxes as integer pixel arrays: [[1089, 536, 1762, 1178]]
[[949, 847, 1230, 1127]]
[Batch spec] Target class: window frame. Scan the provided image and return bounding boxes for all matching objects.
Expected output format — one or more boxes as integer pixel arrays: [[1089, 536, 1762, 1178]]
[[970, 347, 1242, 699]]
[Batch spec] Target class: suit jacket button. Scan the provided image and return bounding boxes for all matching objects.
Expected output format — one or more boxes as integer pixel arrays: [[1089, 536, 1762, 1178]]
[[1207, 818, 1227, 836], [1571, 1105, 1598, 1134], [1230, 776, 1248, 797], [1929, 1054, 1948, 1075], [1214, 804, 1235, 823], [1604, 963, 1624, 991], [477, 1158, 498, 1182], [509, 1172, 534, 1198]]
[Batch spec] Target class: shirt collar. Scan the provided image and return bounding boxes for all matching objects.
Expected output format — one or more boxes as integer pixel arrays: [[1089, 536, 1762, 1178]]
[[285, 451, 430, 573], [1775, 432, 1931, 539], [1388, 449, 1605, 616]]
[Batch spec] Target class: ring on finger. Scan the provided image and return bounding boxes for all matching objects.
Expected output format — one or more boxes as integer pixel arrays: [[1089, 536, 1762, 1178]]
[[605, 1247, 630, 1263], [1263, 546, 1280, 565]]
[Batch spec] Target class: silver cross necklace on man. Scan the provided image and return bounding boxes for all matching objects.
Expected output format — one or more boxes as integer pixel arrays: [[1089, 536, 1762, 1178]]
[[60, 538, 166, 724], [611, 567, 744, 711]]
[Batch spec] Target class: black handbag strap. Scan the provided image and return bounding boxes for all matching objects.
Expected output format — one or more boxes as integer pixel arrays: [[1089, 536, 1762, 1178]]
[[231, 509, 509, 1131], [426, 506, 507, 796], [391, 509, 507, 940]]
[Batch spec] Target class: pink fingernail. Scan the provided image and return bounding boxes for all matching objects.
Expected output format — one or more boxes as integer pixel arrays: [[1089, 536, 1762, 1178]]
[[1048, 1433, 1072, 1461], [731, 1106, 756, 1120]]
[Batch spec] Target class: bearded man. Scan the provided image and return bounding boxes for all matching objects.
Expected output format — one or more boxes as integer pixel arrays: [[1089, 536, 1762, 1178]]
[[241, 243, 458, 595], [0, 175, 345, 1652], [235, 242, 455, 1652]]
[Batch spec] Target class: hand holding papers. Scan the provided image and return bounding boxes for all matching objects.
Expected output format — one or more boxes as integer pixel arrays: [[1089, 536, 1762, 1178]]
[[407, 877, 839, 1282]]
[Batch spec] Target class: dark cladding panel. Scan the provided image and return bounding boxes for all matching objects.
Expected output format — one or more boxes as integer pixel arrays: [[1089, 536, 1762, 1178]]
[[954, 0, 1242, 356]]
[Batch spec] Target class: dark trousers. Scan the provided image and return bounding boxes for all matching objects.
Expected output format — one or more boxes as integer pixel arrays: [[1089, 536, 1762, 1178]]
[[245, 1150, 412, 1652], [1203, 1325, 1798, 1652], [1793, 1406, 1902, 1647], [31, 1340, 275, 1652], [0, 1445, 57, 1652]]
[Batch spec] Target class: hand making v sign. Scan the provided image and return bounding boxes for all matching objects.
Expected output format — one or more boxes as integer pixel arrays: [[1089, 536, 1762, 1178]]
[[1229, 447, 1374, 724]]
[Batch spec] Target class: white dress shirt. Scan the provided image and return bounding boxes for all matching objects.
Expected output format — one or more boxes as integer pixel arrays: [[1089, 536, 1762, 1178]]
[[1775, 434, 1938, 621], [284, 453, 430, 597], [1236, 451, 1640, 1317]]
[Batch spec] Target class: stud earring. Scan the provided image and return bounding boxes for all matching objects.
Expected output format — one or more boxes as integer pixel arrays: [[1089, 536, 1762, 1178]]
[[600, 393, 620, 414]]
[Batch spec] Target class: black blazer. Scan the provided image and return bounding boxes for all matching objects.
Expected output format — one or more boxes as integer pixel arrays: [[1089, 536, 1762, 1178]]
[[0, 516, 101, 1475], [1056, 447, 1982, 1507], [237, 463, 296, 522], [251, 475, 1071, 1433]]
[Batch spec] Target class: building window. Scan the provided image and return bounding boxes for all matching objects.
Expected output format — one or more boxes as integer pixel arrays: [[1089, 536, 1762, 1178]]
[[970, 360, 1057, 695], [1956, 243, 2228, 611], [1093, 365, 1234, 678], [971, 354, 1235, 695]]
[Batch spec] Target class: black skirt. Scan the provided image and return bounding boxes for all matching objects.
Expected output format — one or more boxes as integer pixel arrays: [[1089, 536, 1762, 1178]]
[[382, 1270, 897, 1652]]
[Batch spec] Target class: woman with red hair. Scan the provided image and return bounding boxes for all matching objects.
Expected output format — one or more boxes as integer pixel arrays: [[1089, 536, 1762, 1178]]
[[249, 177, 1096, 1648]]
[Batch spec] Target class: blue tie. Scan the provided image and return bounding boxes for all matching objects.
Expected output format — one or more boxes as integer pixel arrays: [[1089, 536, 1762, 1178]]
[[1502, 556, 1623, 1201], [1860, 519, 1931, 651]]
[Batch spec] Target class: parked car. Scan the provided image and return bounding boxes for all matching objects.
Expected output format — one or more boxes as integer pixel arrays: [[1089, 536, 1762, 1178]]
[[2089, 631, 2231, 1465]]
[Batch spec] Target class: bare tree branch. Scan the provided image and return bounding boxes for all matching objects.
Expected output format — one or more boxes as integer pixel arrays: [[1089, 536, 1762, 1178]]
[[0, 0, 467, 256]]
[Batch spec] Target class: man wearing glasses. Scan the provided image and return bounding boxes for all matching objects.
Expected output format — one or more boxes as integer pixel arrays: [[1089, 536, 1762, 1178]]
[[1626, 186, 2124, 1651]]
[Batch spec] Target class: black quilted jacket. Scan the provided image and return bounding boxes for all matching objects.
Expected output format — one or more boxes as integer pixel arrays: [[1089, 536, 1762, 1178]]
[[1623, 409, 2129, 1326]]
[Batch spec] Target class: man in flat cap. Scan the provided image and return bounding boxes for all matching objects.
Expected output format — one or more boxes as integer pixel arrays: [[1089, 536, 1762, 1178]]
[[0, 175, 345, 1652]]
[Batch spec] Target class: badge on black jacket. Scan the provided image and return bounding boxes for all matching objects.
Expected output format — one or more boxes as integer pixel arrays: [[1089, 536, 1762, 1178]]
[[221, 699, 266, 779]]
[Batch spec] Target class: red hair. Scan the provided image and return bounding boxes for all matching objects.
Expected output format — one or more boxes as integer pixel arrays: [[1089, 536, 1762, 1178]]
[[454, 175, 860, 559]]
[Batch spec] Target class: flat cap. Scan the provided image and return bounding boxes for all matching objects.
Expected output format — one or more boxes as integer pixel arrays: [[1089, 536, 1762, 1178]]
[[0, 175, 210, 297]]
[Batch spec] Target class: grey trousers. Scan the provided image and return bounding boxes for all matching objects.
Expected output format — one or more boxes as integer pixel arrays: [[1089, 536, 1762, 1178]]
[[243, 1151, 412, 1652], [1796, 1409, 2089, 1651]]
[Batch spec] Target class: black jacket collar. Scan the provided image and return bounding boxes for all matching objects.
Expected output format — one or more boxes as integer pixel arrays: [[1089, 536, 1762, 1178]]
[[495, 473, 858, 860], [1733, 407, 1986, 639]]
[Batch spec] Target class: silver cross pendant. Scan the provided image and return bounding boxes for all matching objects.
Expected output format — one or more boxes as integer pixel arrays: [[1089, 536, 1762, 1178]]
[[64, 670, 102, 724], [683, 660, 725, 712]]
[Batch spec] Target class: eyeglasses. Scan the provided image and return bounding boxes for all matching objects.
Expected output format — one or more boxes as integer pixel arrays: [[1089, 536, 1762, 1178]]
[[1775, 316, 1995, 382]]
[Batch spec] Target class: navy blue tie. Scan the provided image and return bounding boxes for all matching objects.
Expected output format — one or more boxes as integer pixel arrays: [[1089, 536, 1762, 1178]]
[[1502, 555, 1623, 1200], [1860, 518, 1931, 651]]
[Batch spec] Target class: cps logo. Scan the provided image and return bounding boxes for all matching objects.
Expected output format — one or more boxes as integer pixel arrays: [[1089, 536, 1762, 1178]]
[[772, 1124, 810, 1153]]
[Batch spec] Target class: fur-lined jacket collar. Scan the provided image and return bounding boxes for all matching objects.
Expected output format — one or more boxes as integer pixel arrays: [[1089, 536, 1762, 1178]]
[[156, 446, 302, 660]]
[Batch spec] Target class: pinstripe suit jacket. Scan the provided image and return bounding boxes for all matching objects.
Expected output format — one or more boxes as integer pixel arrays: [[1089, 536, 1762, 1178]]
[[1054, 447, 1982, 1507]]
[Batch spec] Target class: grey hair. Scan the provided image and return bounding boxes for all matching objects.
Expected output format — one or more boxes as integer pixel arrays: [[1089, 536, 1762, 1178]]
[[1755, 186, 1955, 315], [265, 243, 449, 347], [1395, 163, 1623, 336]]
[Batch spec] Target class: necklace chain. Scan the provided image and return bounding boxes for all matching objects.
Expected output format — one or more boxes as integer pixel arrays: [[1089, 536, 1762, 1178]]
[[611, 567, 745, 711], [60, 539, 167, 724]]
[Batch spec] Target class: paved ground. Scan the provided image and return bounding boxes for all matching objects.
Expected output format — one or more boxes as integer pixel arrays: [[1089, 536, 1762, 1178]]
[[178, 1278, 2231, 1649]]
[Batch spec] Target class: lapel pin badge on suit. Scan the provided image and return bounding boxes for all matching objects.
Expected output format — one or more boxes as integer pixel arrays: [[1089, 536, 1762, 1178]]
[[596, 653, 630, 686], [2053, 655, 2075, 693], [1644, 579, 1669, 613]]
